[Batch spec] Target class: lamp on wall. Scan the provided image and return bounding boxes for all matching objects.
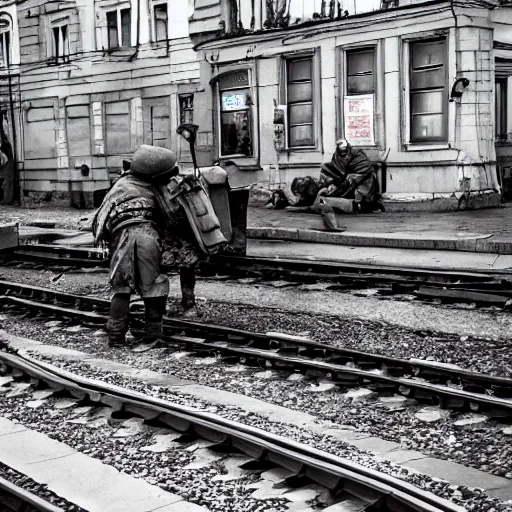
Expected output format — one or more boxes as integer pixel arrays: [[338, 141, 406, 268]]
[[177, 123, 200, 178], [450, 77, 470, 101]]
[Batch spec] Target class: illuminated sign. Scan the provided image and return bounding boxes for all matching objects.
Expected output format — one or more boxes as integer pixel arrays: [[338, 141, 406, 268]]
[[222, 92, 248, 111]]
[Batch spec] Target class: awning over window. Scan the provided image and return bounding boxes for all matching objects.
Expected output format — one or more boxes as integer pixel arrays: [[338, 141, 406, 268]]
[[496, 57, 512, 77]]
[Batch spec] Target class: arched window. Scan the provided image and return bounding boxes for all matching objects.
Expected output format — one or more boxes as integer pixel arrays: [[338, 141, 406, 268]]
[[0, 16, 11, 68]]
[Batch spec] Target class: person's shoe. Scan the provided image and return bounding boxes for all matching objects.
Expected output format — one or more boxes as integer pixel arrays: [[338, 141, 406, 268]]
[[181, 305, 201, 320], [321, 205, 345, 232], [132, 338, 161, 353], [167, 303, 184, 316]]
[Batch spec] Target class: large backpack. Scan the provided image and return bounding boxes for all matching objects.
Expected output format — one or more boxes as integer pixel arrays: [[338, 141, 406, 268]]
[[153, 176, 227, 255]]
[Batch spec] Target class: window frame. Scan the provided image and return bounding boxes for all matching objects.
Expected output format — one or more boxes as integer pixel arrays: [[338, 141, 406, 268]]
[[496, 77, 510, 143], [151, 1, 169, 42], [0, 17, 11, 69], [405, 36, 449, 146], [105, 6, 132, 49], [51, 23, 70, 63], [179, 94, 194, 125], [216, 69, 254, 159], [340, 45, 378, 148], [284, 54, 316, 150]]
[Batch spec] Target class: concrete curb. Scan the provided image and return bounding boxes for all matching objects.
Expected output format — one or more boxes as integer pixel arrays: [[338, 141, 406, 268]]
[[247, 227, 512, 254]]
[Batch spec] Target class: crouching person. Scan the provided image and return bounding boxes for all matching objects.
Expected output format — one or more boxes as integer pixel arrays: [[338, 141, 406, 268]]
[[92, 145, 178, 352]]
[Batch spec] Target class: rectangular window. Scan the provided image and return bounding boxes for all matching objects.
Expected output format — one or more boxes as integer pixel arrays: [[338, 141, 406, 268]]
[[179, 94, 194, 125], [154, 3, 168, 41], [286, 57, 314, 147], [107, 11, 118, 48], [343, 47, 376, 146], [52, 25, 69, 62], [496, 78, 508, 141], [0, 30, 10, 68], [121, 8, 131, 47], [346, 48, 375, 95], [106, 8, 131, 48], [409, 38, 447, 143]]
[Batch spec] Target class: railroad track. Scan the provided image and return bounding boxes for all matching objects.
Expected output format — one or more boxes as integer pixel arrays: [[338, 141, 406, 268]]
[[2, 244, 512, 308], [0, 475, 62, 512], [1, 280, 512, 417], [0, 345, 464, 512]]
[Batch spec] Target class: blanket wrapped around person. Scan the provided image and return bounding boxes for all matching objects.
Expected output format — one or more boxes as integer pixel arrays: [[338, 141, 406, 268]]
[[271, 139, 384, 216]]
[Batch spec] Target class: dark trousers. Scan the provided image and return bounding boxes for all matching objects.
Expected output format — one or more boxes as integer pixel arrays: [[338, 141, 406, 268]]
[[107, 294, 167, 343]]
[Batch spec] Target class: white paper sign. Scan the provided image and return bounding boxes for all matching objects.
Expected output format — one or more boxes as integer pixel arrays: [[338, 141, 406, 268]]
[[344, 94, 375, 146]]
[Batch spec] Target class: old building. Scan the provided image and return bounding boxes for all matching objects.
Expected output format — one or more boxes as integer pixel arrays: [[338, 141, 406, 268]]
[[0, 0, 511, 210], [1, 0, 200, 207], [0, 0, 20, 205], [189, 0, 512, 211]]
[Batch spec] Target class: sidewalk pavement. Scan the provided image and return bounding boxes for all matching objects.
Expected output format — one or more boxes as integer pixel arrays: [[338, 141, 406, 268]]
[[1, 203, 512, 272], [248, 204, 512, 254]]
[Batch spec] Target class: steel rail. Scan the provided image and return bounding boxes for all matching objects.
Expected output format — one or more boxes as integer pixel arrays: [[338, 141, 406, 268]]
[[0, 349, 464, 512], [5, 244, 512, 283], [0, 475, 63, 512], [1, 281, 512, 413], [2, 277, 512, 387]]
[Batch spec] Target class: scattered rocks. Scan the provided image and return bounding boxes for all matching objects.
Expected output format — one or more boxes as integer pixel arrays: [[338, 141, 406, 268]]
[[414, 407, 450, 423], [454, 414, 489, 427], [0, 461, 85, 511]]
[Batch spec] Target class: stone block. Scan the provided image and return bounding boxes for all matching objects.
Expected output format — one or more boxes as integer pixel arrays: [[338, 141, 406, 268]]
[[349, 437, 401, 454], [458, 38, 480, 51], [459, 52, 476, 72], [0, 429, 75, 466], [405, 458, 512, 491]]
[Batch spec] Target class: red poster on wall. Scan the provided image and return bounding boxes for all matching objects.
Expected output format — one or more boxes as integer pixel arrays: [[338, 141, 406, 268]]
[[343, 94, 375, 146]]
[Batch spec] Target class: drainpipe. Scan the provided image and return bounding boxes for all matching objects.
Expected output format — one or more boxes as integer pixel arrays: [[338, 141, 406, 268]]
[[129, 0, 141, 62], [8, 72, 19, 204]]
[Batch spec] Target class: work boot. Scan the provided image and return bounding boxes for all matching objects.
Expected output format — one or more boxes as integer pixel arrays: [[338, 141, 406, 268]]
[[133, 296, 167, 353], [106, 294, 130, 348]]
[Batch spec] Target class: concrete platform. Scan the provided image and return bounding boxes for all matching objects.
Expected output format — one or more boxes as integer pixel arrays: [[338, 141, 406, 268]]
[[0, 416, 207, 512], [5, 332, 512, 503], [0, 223, 18, 251], [247, 206, 512, 254], [247, 240, 512, 272], [11, 203, 512, 256]]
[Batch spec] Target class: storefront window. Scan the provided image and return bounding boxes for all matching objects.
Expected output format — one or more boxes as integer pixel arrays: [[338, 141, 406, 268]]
[[219, 71, 253, 157]]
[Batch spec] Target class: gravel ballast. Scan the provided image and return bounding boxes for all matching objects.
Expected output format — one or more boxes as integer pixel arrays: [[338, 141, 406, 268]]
[[0, 461, 85, 511], [0, 358, 510, 512], [2, 306, 512, 481], [0, 393, 291, 512], [0, 266, 511, 378]]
